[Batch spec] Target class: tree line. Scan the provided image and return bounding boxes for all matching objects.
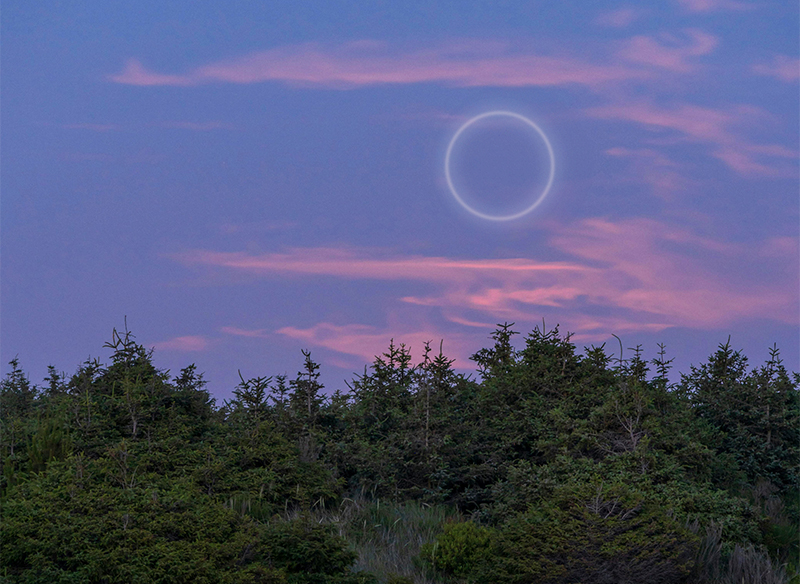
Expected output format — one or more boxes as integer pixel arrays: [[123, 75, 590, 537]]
[[1, 323, 797, 583]]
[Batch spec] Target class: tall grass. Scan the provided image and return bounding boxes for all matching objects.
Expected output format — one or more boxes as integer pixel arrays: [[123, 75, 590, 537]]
[[228, 493, 799, 583], [228, 494, 461, 583], [224, 492, 275, 523], [332, 498, 461, 583], [689, 520, 796, 584]]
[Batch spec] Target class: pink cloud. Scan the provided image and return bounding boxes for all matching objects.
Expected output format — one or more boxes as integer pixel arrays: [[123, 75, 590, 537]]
[[276, 322, 478, 369], [172, 218, 797, 340], [109, 59, 194, 86], [752, 55, 800, 82], [587, 102, 798, 176], [760, 236, 799, 259], [616, 29, 717, 73], [595, 9, 642, 28], [151, 335, 209, 352], [547, 219, 794, 327], [110, 41, 647, 89], [675, 0, 753, 12], [277, 316, 677, 367], [173, 247, 583, 282], [604, 147, 692, 200]]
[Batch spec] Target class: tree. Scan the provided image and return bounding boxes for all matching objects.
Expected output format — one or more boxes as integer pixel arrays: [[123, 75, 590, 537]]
[[1, 358, 38, 492], [289, 351, 325, 427], [680, 341, 800, 494]]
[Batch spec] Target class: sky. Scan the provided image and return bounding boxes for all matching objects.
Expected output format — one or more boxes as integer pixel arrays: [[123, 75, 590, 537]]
[[2, 1, 798, 401]]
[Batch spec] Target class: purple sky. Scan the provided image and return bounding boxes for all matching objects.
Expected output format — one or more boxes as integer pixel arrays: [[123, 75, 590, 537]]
[[3, 1, 798, 401]]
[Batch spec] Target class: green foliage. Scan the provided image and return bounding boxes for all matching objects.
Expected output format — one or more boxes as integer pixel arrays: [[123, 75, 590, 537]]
[[420, 521, 495, 578], [329, 339, 474, 502], [0, 357, 37, 418], [680, 341, 800, 494], [2, 323, 797, 583], [289, 351, 326, 427], [259, 517, 362, 583], [385, 575, 414, 584], [1, 457, 275, 583], [338, 498, 461, 583], [28, 415, 72, 473], [690, 520, 794, 584], [483, 483, 701, 584], [1, 357, 39, 493], [232, 370, 272, 423]]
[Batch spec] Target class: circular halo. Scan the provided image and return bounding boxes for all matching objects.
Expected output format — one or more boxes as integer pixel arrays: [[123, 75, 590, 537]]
[[445, 110, 555, 221]]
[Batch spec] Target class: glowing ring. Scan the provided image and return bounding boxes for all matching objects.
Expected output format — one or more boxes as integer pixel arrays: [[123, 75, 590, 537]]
[[445, 110, 555, 221]]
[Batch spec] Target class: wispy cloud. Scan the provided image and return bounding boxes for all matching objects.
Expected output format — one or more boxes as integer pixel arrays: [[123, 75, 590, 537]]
[[173, 247, 582, 282], [604, 146, 693, 200], [171, 218, 797, 340], [151, 335, 209, 352], [547, 218, 794, 327], [586, 102, 798, 176], [616, 29, 717, 73], [109, 40, 648, 89], [276, 322, 477, 367], [595, 8, 642, 28], [675, 0, 753, 12], [760, 236, 799, 259], [108, 59, 194, 86], [752, 55, 800, 82]]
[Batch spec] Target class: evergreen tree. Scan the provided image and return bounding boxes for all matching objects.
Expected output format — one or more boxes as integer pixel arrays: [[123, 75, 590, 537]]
[[680, 340, 800, 494]]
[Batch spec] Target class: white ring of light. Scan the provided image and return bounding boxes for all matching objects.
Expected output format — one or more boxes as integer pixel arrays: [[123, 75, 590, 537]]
[[445, 110, 555, 222]]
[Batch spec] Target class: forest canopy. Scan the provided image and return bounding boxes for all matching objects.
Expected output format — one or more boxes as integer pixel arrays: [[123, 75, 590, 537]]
[[1, 324, 798, 584]]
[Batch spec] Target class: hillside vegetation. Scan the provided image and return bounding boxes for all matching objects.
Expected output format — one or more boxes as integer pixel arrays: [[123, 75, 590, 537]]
[[1, 324, 797, 583]]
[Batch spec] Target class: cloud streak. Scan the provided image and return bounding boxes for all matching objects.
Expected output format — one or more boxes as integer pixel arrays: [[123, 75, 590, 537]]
[[587, 101, 798, 176], [174, 247, 582, 281], [276, 322, 478, 367], [172, 218, 797, 344], [595, 9, 642, 28], [616, 29, 717, 73], [151, 335, 209, 352], [604, 146, 693, 200], [675, 0, 753, 12], [108, 33, 794, 181], [110, 40, 650, 89], [752, 55, 800, 82]]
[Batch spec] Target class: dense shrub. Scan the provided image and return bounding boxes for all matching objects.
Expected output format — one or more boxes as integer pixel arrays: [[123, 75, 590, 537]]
[[258, 517, 362, 583], [480, 483, 700, 584], [420, 521, 495, 578]]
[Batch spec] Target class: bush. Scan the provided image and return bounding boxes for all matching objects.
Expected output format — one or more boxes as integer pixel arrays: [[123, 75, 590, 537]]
[[483, 485, 700, 584], [260, 517, 361, 583], [420, 521, 495, 579]]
